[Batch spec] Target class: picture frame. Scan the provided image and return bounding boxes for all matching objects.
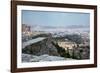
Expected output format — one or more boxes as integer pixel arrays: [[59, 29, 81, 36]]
[[11, 0, 97, 73]]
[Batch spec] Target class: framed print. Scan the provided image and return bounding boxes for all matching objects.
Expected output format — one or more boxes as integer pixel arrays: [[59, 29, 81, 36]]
[[11, 0, 97, 73]]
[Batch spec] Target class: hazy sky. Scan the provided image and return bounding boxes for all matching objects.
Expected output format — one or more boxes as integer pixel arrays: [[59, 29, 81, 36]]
[[22, 10, 90, 27]]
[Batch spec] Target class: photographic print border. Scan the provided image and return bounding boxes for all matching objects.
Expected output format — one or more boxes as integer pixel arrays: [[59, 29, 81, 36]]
[[11, 1, 97, 73]]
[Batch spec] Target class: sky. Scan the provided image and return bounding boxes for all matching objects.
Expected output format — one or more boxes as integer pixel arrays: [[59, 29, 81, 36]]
[[22, 10, 90, 27]]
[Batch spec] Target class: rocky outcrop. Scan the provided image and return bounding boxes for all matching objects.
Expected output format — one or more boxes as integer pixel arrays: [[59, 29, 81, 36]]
[[22, 37, 60, 56], [22, 54, 74, 62]]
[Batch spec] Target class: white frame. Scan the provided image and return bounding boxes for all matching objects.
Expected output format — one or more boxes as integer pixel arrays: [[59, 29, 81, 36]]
[[17, 5, 94, 68]]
